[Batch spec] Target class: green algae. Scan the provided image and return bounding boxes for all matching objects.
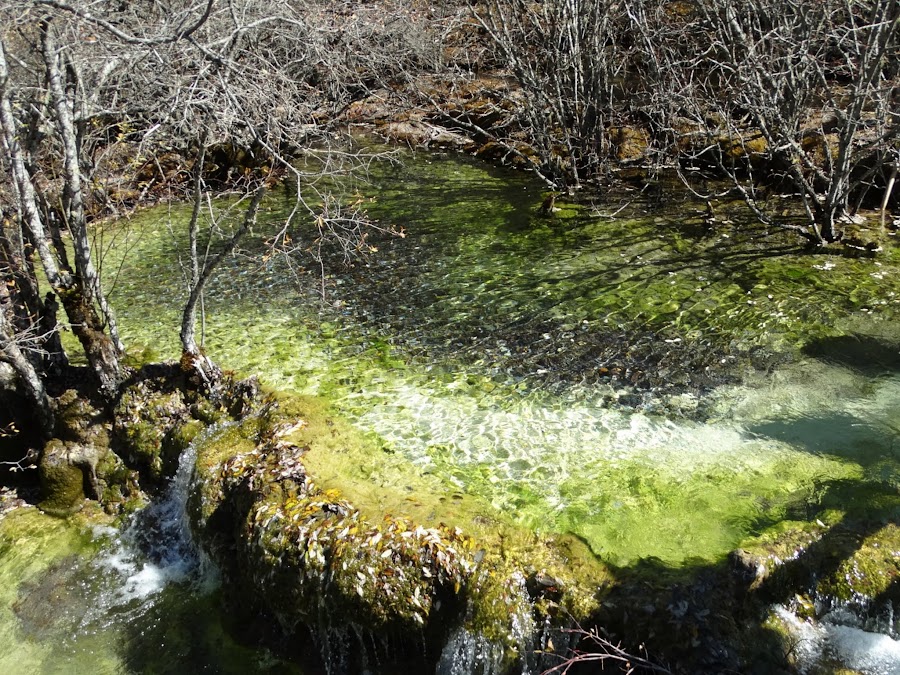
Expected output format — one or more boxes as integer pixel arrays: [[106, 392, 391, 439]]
[[0, 507, 115, 674], [189, 394, 607, 639], [96, 149, 900, 570], [816, 523, 900, 600]]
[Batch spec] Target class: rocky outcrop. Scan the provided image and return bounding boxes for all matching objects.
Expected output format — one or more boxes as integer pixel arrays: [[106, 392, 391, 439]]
[[185, 394, 606, 671], [37, 390, 110, 516]]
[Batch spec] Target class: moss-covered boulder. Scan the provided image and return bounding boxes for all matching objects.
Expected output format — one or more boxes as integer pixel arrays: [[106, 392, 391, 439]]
[[38, 391, 113, 517], [38, 440, 88, 517], [113, 367, 234, 487], [815, 523, 900, 602], [114, 385, 190, 484], [187, 394, 610, 671]]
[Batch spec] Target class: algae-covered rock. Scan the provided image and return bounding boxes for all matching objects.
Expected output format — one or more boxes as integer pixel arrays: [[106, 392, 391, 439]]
[[113, 367, 260, 487], [94, 450, 143, 515], [816, 523, 900, 601], [55, 389, 109, 447], [38, 440, 87, 517], [187, 395, 611, 671], [115, 386, 189, 484], [193, 428, 474, 634], [37, 392, 114, 517]]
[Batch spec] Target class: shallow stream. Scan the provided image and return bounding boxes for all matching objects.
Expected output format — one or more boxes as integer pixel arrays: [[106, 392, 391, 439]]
[[105, 151, 900, 564], [4, 149, 900, 671]]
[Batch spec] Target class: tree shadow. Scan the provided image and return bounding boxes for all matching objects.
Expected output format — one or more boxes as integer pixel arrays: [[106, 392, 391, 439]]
[[747, 411, 899, 467], [802, 334, 900, 376]]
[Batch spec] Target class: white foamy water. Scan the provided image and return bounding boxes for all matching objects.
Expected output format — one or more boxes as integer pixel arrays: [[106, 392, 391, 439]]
[[775, 606, 900, 674], [89, 440, 216, 618]]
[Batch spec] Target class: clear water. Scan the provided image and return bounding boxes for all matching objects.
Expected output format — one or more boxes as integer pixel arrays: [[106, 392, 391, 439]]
[[100, 150, 900, 565], [8, 148, 898, 670]]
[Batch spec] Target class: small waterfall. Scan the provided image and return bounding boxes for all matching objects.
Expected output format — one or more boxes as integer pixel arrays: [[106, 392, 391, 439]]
[[92, 433, 217, 610], [437, 627, 508, 675], [773, 605, 900, 674], [437, 571, 543, 675]]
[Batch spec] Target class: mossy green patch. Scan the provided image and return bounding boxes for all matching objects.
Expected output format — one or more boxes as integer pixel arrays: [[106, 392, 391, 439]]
[[99, 148, 900, 572], [816, 522, 900, 600], [38, 440, 87, 517], [0, 507, 116, 673], [188, 391, 608, 661], [274, 394, 607, 609]]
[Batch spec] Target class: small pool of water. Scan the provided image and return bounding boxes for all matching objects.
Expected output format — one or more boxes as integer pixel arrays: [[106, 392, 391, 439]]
[[99, 150, 900, 566], [0, 451, 310, 674]]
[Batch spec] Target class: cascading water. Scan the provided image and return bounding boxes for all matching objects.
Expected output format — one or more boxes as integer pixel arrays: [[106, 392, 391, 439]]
[[437, 572, 537, 675], [774, 605, 900, 675], [438, 628, 510, 675], [0, 428, 302, 673], [94, 435, 212, 607]]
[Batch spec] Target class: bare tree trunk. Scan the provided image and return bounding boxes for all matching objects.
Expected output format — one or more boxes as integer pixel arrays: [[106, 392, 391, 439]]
[[41, 23, 124, 353], [179, 167, 266, 386], [882, 162, 898, 233], [0, 39, 69, 288], [0, 287, 53, 438], [1, 33, 122, 396], [41, 23, 123, 392]]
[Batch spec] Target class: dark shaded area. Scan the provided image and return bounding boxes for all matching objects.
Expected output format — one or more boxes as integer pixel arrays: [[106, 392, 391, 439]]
[[803, 333, 900, 376], [118, 587, 316, 675], [748, 411, 898, 468]]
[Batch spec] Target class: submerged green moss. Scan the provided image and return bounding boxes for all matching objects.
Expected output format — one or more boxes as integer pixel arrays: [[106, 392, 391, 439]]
[[0, 507, 116, 672], [100, 149, 900, 572]]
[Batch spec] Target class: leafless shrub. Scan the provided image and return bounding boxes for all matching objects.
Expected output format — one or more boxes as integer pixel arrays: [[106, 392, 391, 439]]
[[1, 0, 421, 400], [475, 0, 632, 186], [541, 624, 672, 675], [670, 0, 900, 243]]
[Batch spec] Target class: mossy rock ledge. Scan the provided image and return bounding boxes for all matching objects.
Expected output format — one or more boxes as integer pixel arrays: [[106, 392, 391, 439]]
[[185, 394, 609, 672], [38, 390, 113, 517], [181, 394, 900, 673]]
